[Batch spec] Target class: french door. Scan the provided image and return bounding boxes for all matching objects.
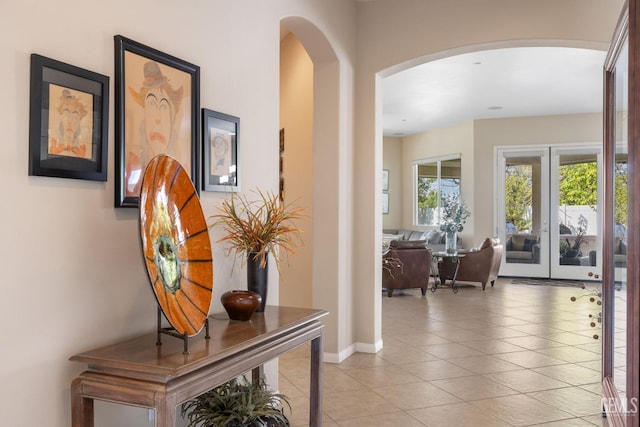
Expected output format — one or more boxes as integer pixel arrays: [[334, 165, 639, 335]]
[[496, 145, 603, 280], [496, 148, 550, 278], [550, 146, 603, 279]]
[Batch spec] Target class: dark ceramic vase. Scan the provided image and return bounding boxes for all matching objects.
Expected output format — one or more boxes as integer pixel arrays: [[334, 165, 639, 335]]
[[247, 253, 268, 312], [221, 290, 262, 321]]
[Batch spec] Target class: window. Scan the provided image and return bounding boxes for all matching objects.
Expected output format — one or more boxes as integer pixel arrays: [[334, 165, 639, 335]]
[[415, 155, 461, 226]]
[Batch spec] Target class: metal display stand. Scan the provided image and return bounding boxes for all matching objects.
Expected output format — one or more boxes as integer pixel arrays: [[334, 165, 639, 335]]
[[156, 307, 210, 354]]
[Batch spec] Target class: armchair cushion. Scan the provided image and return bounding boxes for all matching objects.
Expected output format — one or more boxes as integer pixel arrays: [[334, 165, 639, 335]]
[[506, 234, 540, 264], [426, 229, 445, 244], [390, 239, 427, 249], [479, 237, 499, 250], [617, 239, 627, 255], [382, 228, 458, 252]]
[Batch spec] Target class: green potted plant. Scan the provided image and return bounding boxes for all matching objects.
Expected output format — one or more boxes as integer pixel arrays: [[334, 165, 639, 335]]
[[560, 227, 587, 258], [181, 375, 291, 427]]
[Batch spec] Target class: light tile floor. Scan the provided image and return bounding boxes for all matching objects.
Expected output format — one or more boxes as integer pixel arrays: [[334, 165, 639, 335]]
[[279, 278, 610, 426]]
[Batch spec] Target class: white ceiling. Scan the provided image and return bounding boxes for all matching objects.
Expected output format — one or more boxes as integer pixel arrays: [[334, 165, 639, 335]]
[[382, 47, 607, 137]]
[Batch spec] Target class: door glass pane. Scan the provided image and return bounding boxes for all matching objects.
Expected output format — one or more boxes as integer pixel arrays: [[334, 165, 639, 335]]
[[557, 154, 598, 268], [505, 157, 541, 266]]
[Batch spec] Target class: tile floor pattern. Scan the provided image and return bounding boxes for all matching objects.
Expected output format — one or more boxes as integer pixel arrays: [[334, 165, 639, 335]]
[[278, 278, 611, 426]]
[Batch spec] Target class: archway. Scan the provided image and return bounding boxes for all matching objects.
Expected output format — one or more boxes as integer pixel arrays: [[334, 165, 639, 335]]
[[375, 39, 610, 345], [280, 17, 349, 361]]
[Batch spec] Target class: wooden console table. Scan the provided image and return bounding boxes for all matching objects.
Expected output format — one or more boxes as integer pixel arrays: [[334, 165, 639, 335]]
[[70, 306, 327, 427]]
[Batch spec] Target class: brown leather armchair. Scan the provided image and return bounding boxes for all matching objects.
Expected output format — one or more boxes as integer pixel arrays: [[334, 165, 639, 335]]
[[438, 238, 503, 290], [382, 240, 432, 297]]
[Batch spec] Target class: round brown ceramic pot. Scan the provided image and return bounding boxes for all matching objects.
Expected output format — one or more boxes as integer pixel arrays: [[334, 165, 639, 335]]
[[221, 290, 262, 321]]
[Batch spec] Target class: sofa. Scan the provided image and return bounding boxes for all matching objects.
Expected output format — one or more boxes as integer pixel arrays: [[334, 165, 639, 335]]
[[383, 228, 461, 253], [382, 240, 433, 297], [438, 237, 503, 290], [505, 233, 540, 264]]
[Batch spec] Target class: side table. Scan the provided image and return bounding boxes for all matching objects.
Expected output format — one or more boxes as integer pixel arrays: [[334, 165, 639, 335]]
[[70, 306, 328, 427], [431, 251, 465, 293]]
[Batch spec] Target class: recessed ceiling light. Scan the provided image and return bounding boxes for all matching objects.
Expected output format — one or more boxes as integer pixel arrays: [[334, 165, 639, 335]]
[[488, 106, 503, 110], [392, 132, 404, 136], [473, 61, 482, 65]]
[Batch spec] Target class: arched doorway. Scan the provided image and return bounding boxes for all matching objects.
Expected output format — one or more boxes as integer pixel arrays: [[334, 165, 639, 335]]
[[280, 17, 349, 361]]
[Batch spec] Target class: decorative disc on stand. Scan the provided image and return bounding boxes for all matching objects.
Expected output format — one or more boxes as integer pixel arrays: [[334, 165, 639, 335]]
[[139, 155, 213, 337]]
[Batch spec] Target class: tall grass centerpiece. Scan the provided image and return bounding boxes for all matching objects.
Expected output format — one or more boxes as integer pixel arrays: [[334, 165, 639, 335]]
[[209, 190, 305, 311]]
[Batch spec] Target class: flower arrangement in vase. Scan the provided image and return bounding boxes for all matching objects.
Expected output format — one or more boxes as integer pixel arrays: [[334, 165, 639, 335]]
[[439, 194, 470, 253], [209, 189, 305, 312]]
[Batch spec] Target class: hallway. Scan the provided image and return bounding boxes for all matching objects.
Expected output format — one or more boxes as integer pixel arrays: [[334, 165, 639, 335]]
[[280, 278, 610, 426]]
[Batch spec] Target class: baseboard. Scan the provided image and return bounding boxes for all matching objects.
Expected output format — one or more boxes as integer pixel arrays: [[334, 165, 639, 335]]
[[323, 344, 354, 364], [356, 339, 383, 354], [323, 339, 383, 364]]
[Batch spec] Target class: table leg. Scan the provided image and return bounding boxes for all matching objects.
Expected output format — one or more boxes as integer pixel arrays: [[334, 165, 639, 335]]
[[154, 395, 177, 427], [309, 335, 323, 427], [71, 378, 94, 427], [450, 257, 461, 294], [252, 365, 264, 384], [430, 255, 439, 292]]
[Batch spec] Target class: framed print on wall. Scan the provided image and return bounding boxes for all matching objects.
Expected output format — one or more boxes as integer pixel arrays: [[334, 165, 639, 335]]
[[382, 193, 389, 214], [28, 54, 109, 181], [382, 169, 389, 192], [202, 109, 239, 192], [114, 35, 200, 207]]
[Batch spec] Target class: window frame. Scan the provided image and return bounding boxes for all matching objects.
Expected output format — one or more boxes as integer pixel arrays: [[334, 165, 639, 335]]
[[413, 154, 461, 227]]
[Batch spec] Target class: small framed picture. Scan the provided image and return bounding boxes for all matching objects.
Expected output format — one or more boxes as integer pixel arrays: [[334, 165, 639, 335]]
[[382, 169, 389, 192], [202, 109, 239, 192], [382, 193, 389, 214], [28, 54, 109, 181], [114, 35, 200, 207]]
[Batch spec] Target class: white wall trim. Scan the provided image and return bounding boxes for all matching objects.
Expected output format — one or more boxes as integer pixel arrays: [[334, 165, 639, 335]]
[[322, 339, 382, 364]]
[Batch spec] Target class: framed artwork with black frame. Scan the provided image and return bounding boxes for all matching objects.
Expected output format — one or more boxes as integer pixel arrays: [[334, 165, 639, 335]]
[[28, 54, 109, 181], [114, 35, 200, 207], [202, 108, 239, 192]]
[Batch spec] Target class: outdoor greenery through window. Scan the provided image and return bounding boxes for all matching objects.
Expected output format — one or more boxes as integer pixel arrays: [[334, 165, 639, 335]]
[[556, 156, 599, 263], [505, 163, 534, 233], [615, 155, 628, 228], [415, 156, 461, 226]]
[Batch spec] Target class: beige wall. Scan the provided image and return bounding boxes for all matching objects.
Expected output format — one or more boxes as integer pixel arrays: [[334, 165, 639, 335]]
[[382, 137, 402, 228], [279, 33, 314, 307]]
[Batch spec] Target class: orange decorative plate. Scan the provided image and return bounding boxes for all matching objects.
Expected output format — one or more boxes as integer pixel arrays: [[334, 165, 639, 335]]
[[139, 155, 213, 336]]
